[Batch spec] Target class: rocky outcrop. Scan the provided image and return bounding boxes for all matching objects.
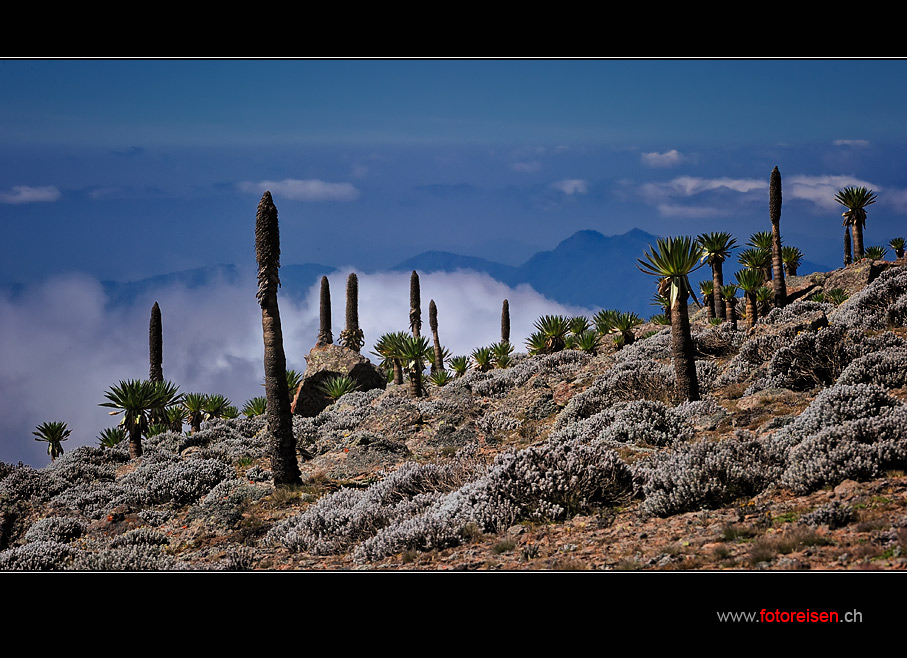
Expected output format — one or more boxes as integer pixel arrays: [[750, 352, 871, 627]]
[[291, 344, 387, 417]]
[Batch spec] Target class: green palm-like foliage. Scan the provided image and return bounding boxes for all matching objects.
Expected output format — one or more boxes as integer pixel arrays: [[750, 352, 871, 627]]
[[182, 393, 208, 434], [318, 374, 359, 402], [221, 405, 239, 420], [448, 355, 471, 378], [429, 370, 453, 387], [826, 288, 849, 305], [637, 236, 704, 401], [532, 315, 572, 354], [573, 329, 599, 354], [286, 370, 304, 397], [242, 396, 268, 417], [737, 248, 771, 279], [698, 231, 737, 321], [372, 331, 409, 385], [398, 334, 430, 397], [650, 313, 670, 325], [166, 406, 184, 432], [864, 245, 887, 260], [491, 341, 514, 368], [835, 186, 878, 261], [612, 311, 643, 346], [720, 284, 740, 330], [203, 393, 233, 421], [756, 285, 773, 318], [638, 236, 704, 299], [568, 316, 590, 336], [98, 426, 126, 448], [101, 379, 181, 458], [889, 237, 905, 259], [593, 309, 620, 336], [147, 423, 169, 438], [781, 246, 804, 276], [33, 421, 71, 461], [524, 332, 547, 356], [735, 268, 764, 329], [471, 345, 495, 372], [747, 231, 773, 252]]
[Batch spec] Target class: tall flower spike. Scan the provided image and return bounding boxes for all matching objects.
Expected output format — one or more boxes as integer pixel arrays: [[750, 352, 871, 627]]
[[255, 191, 281, 306], [254, 191, 301, 486], [149, 301, 163, 382], [409, 270, 422, 338], [317, 276, 333, 347]]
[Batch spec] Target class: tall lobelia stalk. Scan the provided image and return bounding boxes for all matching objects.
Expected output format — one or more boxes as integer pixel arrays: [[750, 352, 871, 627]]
[[339, 272, 365, 352], [149, 301, 163, 382], [255, 191, 301, 486], [769, 166, 787, 307], [317, 275, 333, 347], [501, 299, 510, 344], [409, 270, 422, 338], [429, 299, 444, 374]]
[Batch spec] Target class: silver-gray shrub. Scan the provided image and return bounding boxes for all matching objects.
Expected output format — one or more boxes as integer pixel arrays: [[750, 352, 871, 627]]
[[69, 544, 175, 571], [740, 326, 905, 394], [0, 540, 76, 570], [23, 516, 87, 544], [767, 383, 903, 457], [748, 325, 851, 392], [476, 410, 522, 436], [778, 407, 907, 494], [0, 466, 70, 503], [887, 292, 907, 327], [831, 265, 907, 330], [554, 358, 673, 428], [267, 446, 483, 555], [634, 435, 785, 518], [715, 327, 799, 387], [110, 526, 170, 548], [836, 346, 907, 388], [113, 454, 234, 508], [465, 350, 589, 399], [612, 328, 672, 363], [799, 502, 855, 529], [353, 439, 633, 562], [592, 400, 696, 448], [758, 299, 835, 326]]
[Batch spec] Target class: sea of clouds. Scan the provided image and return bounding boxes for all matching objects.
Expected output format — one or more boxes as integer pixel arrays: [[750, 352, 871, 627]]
[[0, 268, 592, 466]]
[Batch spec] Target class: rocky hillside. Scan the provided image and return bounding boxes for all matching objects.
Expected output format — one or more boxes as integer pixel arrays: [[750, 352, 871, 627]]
[[3, 260, 907, 571]]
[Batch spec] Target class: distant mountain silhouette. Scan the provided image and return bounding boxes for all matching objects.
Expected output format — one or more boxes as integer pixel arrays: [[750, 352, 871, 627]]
[[100, 262, 339, 306], [96, 230, 835, 318], [101, 264, 243, 306], [391, 251, 518, 283], [391, 228, 665, 316]]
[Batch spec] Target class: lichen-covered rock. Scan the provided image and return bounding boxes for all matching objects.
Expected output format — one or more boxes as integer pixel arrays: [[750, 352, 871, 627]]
[[292, 344, 387, 417]]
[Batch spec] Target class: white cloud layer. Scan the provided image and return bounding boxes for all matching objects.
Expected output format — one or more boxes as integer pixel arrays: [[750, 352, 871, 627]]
[[786, 174, 879, 211], [641, 176, 766, 201], [0, 269, 587, 467], [0, 185, 61, 204], [513, 160, 542, 173], [833, 139, 871, 148], [237, 179, 360, 202], [640, 149, 685, 168], [550, 179, 588, 195]]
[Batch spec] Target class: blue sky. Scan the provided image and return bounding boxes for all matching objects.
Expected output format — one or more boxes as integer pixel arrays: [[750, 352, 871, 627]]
[[3, 58, 907, 465]]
